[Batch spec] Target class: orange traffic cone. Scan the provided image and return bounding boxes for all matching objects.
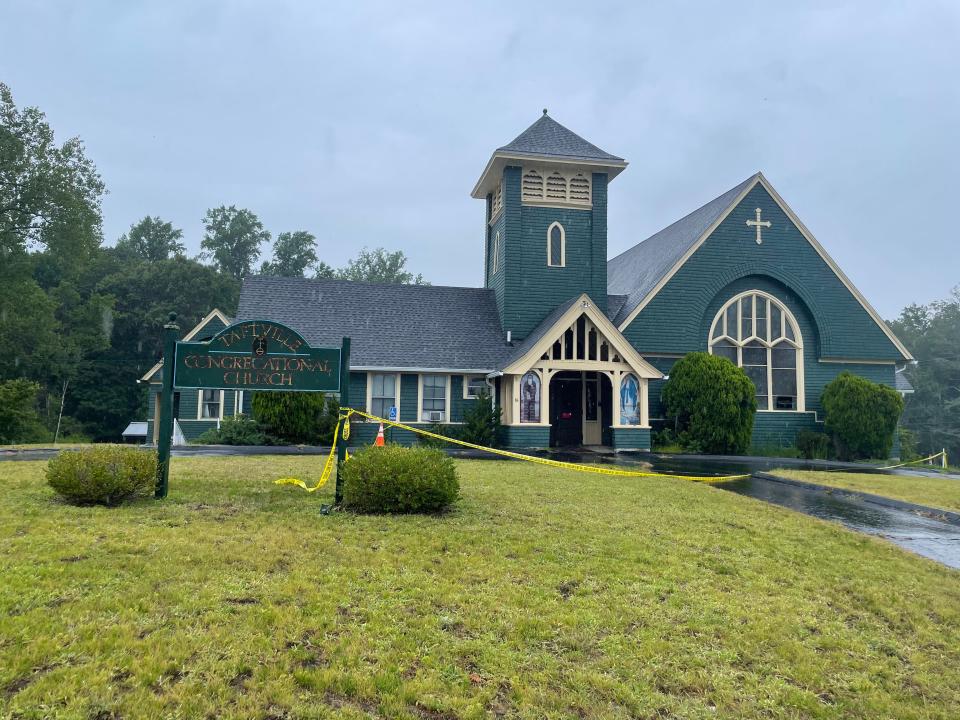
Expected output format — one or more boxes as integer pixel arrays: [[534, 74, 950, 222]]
[[374, 423, 385, 447]]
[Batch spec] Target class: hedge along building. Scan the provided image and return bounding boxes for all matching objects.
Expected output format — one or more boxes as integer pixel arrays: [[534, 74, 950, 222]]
[[235, 111, 912, 451]]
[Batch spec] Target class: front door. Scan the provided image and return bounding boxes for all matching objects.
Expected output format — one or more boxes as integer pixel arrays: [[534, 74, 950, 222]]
[[582, 373, 602, 445], [550, 374, 582, 447]]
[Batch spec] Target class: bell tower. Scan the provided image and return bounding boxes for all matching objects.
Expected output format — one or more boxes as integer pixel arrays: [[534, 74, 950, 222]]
[[472, 111, 627, 341]]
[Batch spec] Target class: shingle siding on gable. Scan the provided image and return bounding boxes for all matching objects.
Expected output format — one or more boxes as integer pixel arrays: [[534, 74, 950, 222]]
[[494, 166, 608, 341], [622, 184, 903, 361]]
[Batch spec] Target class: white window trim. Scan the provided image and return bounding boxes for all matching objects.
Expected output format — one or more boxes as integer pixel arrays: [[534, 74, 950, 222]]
[[365, 372, 400, 420], [197, 389, 224, 420], [547, 221, 565, 268], [417, 373, 451, 423], [707, 289, 805, 413], [491, 230, 501, 275], [463, 375, 488, 400]]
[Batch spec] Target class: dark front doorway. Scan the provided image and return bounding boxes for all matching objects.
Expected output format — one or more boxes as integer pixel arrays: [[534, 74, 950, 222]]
[[550, 372, 582, 447]]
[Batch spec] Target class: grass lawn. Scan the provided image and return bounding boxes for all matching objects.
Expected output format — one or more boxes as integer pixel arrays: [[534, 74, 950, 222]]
[[2, 457, 959, 719], [771, 469, 960, 514]]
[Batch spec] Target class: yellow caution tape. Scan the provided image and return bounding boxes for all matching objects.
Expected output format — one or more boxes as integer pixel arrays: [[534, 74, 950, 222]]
[[275, 408, 949, 495], [273, 416, 343, 493], [877, 450, 947, 471], [340, 408, 748, 483]]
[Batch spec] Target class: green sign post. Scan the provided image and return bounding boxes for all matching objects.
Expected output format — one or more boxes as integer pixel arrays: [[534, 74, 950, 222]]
[[154, 315, 350, 500]]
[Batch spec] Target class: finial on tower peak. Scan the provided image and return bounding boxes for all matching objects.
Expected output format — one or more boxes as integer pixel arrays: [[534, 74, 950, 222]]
[[542, 108, 548, 116]]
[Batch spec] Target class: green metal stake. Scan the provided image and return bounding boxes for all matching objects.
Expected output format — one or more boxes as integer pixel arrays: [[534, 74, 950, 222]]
[[155, 313, 179, 499], [334, 336, 351, 506]]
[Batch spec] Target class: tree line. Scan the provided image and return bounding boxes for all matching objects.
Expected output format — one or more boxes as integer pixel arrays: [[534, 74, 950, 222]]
[[0, 82, 425, 443]]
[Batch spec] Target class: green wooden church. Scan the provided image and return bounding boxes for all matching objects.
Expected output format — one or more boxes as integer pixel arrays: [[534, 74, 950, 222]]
[[144, 111, 912, 451]]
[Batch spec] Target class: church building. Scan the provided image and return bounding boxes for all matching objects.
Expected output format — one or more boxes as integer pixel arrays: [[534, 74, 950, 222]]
[[153, 112, 913, 451]]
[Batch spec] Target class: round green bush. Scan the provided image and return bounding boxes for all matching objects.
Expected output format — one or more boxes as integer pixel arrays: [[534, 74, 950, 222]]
[[46, 446, 157, 506], [341, 445, 459, 514], [822, 371, 903, 460], [661, 352, 757, 454]]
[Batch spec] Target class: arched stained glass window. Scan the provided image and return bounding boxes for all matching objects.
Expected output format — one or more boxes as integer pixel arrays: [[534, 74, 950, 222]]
[[520, 371, 541, 423], [709, 291, 803, 411], [547, 222, 564, 267], [620, 374, 640, 425]]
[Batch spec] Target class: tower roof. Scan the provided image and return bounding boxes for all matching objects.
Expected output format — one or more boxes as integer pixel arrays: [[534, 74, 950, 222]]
[[497, 112, 624, 163], [472, 111, 627, 199]]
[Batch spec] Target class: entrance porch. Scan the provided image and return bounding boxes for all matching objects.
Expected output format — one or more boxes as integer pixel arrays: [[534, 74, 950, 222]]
[[494, 294, 662, 450]]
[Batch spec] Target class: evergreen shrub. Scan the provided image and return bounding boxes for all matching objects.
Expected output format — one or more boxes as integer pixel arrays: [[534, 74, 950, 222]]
[[196, 414, 272, 445], [341, 445, 459, 514], [46, 446, 156, 506], [822, 372, 903, 460], [0, 379, 48, 444], [661, 352, 756, 454], [897, 427, 919, 462], [251, 392, 339, 444], [459, 390, 501, 447], [796, 430, 831, 460]]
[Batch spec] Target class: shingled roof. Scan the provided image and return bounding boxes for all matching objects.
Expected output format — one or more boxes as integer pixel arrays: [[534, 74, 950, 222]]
[[236, 276, 511, 371], [497, 112, 624, 162], [606, 173, 759, 326]]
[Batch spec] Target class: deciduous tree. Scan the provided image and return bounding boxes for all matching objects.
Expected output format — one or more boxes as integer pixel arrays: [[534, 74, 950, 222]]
[[337, 247, 426, 285], [116, 216, 185, 261], [0, 83, 104, 259], [200, 205, 269, 279], [260, 230, 318, 277]]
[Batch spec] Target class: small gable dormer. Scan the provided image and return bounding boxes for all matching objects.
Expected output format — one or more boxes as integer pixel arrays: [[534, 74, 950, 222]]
[[473, 110, 627, 341]]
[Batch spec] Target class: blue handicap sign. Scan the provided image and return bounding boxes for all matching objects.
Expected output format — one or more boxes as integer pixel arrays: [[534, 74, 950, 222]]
[[388, 406, 398, 422]]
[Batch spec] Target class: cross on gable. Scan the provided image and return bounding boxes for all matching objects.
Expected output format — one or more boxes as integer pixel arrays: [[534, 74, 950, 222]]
[[746, 208, 771, 245]]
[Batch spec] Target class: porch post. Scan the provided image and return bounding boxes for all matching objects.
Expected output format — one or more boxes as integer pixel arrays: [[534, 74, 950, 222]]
[[612, 370, 622, 426], [540, 369, 550, 425], [640, 378, 649, 427]]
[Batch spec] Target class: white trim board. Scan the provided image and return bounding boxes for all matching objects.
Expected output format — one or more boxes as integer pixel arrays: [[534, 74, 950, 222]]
[[615, 173, 913, 361], [501, 293, 662, 379], [139, 308, 232, 383]]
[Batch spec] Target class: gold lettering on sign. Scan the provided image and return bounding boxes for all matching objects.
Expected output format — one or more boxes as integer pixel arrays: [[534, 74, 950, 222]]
[[216, 322, 305, 353]]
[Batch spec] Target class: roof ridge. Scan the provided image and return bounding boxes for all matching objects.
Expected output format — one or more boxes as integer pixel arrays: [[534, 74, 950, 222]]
[[246, 275, 492, 293], [608, 173, 759, 265]]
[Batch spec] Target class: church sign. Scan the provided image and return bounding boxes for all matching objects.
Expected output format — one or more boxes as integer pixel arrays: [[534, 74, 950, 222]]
[[153, 313, 351, 501], [173, 320, 340, 393]]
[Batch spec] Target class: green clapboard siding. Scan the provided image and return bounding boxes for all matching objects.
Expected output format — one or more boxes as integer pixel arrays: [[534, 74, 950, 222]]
[[348, 372, 367, 411], [499, 426, 551, 448], [611, 427, 651, 451], [491, 166, 609, 341], [400, 374, 418, 422], [622, 183, 905, 361]]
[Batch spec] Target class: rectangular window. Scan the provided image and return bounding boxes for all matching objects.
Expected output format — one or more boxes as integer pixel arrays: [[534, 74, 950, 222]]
[[421, 375, 447, 422], [200, 389, 220, 419], [369, 374, 397, 419], [464, 376, 487, 399]]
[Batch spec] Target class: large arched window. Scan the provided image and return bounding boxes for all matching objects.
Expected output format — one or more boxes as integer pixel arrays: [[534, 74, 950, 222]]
[[709, 291, 803, 411], [547, 222, 565, 267]]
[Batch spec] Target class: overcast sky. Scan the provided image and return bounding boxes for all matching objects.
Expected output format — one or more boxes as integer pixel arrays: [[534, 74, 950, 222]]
[[3, 1, 958, 318]]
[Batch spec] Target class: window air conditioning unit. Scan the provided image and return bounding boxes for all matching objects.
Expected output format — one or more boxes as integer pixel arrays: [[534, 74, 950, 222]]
[[428, 411, 444, 423]]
